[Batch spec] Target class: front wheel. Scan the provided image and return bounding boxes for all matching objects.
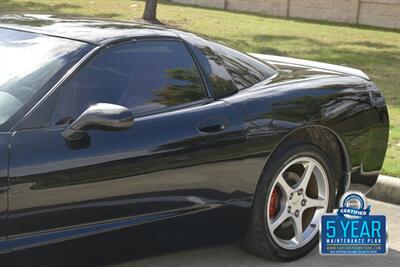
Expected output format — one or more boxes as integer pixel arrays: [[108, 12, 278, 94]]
[[243, 143, 336, 261]]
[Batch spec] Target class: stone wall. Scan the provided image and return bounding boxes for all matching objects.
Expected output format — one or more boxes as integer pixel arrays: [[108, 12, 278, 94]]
[[359, 0, 400, 28], [289, 0, 359, 24], [171, 0, 400, 29], [225, 0, 288, 17]]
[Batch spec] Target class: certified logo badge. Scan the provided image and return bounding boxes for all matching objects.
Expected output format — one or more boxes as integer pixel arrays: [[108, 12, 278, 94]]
[[320, 191, 387, 255], [338, 191, 370, 219]]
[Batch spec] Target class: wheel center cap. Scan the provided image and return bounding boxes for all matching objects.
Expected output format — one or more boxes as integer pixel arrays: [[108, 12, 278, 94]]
[[288, 191, 304, 210]]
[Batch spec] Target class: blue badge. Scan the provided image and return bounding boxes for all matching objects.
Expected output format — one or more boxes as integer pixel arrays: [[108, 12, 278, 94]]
[[320, 191, 387, 255]]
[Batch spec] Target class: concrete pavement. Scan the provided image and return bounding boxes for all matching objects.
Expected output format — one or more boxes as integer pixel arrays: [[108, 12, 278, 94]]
[[106, 199, 400, 267], [368, 175, 400, 205]]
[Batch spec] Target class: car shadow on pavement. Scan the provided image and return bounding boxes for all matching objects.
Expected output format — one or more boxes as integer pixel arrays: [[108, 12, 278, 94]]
[[42, 242, 400, 267]]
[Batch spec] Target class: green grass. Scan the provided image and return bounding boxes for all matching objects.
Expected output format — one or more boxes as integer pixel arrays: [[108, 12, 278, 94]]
[[384, 106, 400, 177], [2, 0, 400, 176]]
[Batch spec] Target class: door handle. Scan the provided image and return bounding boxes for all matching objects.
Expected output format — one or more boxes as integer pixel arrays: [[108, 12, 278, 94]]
[[197, 118, 228, 134]]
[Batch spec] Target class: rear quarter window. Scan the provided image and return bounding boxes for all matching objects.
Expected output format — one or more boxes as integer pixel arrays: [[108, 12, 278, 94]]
[[209, 42, 276, 90]]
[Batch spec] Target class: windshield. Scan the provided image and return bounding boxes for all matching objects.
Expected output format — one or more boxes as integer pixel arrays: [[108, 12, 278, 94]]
[[0, 28, 92, 127]]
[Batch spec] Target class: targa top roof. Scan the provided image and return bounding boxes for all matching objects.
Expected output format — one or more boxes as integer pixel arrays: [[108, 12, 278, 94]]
[[0, 14, 181, 45]]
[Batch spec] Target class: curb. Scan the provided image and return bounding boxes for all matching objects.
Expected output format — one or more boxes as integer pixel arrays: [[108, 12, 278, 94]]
[[367, 175, 400, 205]]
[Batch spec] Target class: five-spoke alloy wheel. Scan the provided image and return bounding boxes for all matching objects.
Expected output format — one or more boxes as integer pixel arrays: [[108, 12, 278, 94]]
[[243, 142, 335, 261], [266, 157, 329, 250]]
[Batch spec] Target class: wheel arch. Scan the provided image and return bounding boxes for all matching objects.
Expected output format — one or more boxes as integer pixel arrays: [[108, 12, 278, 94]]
[[255, 125, 351, 202]]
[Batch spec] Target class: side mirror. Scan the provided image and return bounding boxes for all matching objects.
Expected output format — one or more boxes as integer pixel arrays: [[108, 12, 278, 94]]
[[62, 103, 134, 141]]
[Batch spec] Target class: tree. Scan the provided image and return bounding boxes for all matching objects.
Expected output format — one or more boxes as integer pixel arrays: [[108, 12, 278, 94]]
[[142, 0, 160, 24]]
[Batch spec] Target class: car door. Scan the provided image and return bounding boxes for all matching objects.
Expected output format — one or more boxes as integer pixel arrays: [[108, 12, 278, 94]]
[[7, 39, 245, 250]]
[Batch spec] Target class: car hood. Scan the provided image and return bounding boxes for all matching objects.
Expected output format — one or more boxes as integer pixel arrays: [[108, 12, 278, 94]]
[[250, 53, 370, 81]]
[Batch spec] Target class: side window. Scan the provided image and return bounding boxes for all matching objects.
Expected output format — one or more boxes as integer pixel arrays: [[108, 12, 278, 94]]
[[209, 42, 276, 90], [51, 40, 207, 125]]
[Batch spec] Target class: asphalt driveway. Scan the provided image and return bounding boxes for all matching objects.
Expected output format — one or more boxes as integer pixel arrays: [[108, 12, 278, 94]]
[[96, 199, 399, 267]]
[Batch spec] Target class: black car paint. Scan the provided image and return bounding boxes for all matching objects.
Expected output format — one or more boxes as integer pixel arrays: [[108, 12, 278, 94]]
[[0, 134, 11, 253], [0, 14, 389, 259]]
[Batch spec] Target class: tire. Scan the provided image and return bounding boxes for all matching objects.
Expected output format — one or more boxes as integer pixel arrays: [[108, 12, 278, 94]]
[[242, 142, 336, 261]]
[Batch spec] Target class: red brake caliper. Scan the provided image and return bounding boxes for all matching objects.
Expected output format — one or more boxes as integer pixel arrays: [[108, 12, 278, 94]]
[[269, 187, 280, 219]]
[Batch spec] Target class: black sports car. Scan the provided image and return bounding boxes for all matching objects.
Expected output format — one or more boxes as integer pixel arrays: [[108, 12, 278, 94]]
[[0, 14, 389, 264]]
